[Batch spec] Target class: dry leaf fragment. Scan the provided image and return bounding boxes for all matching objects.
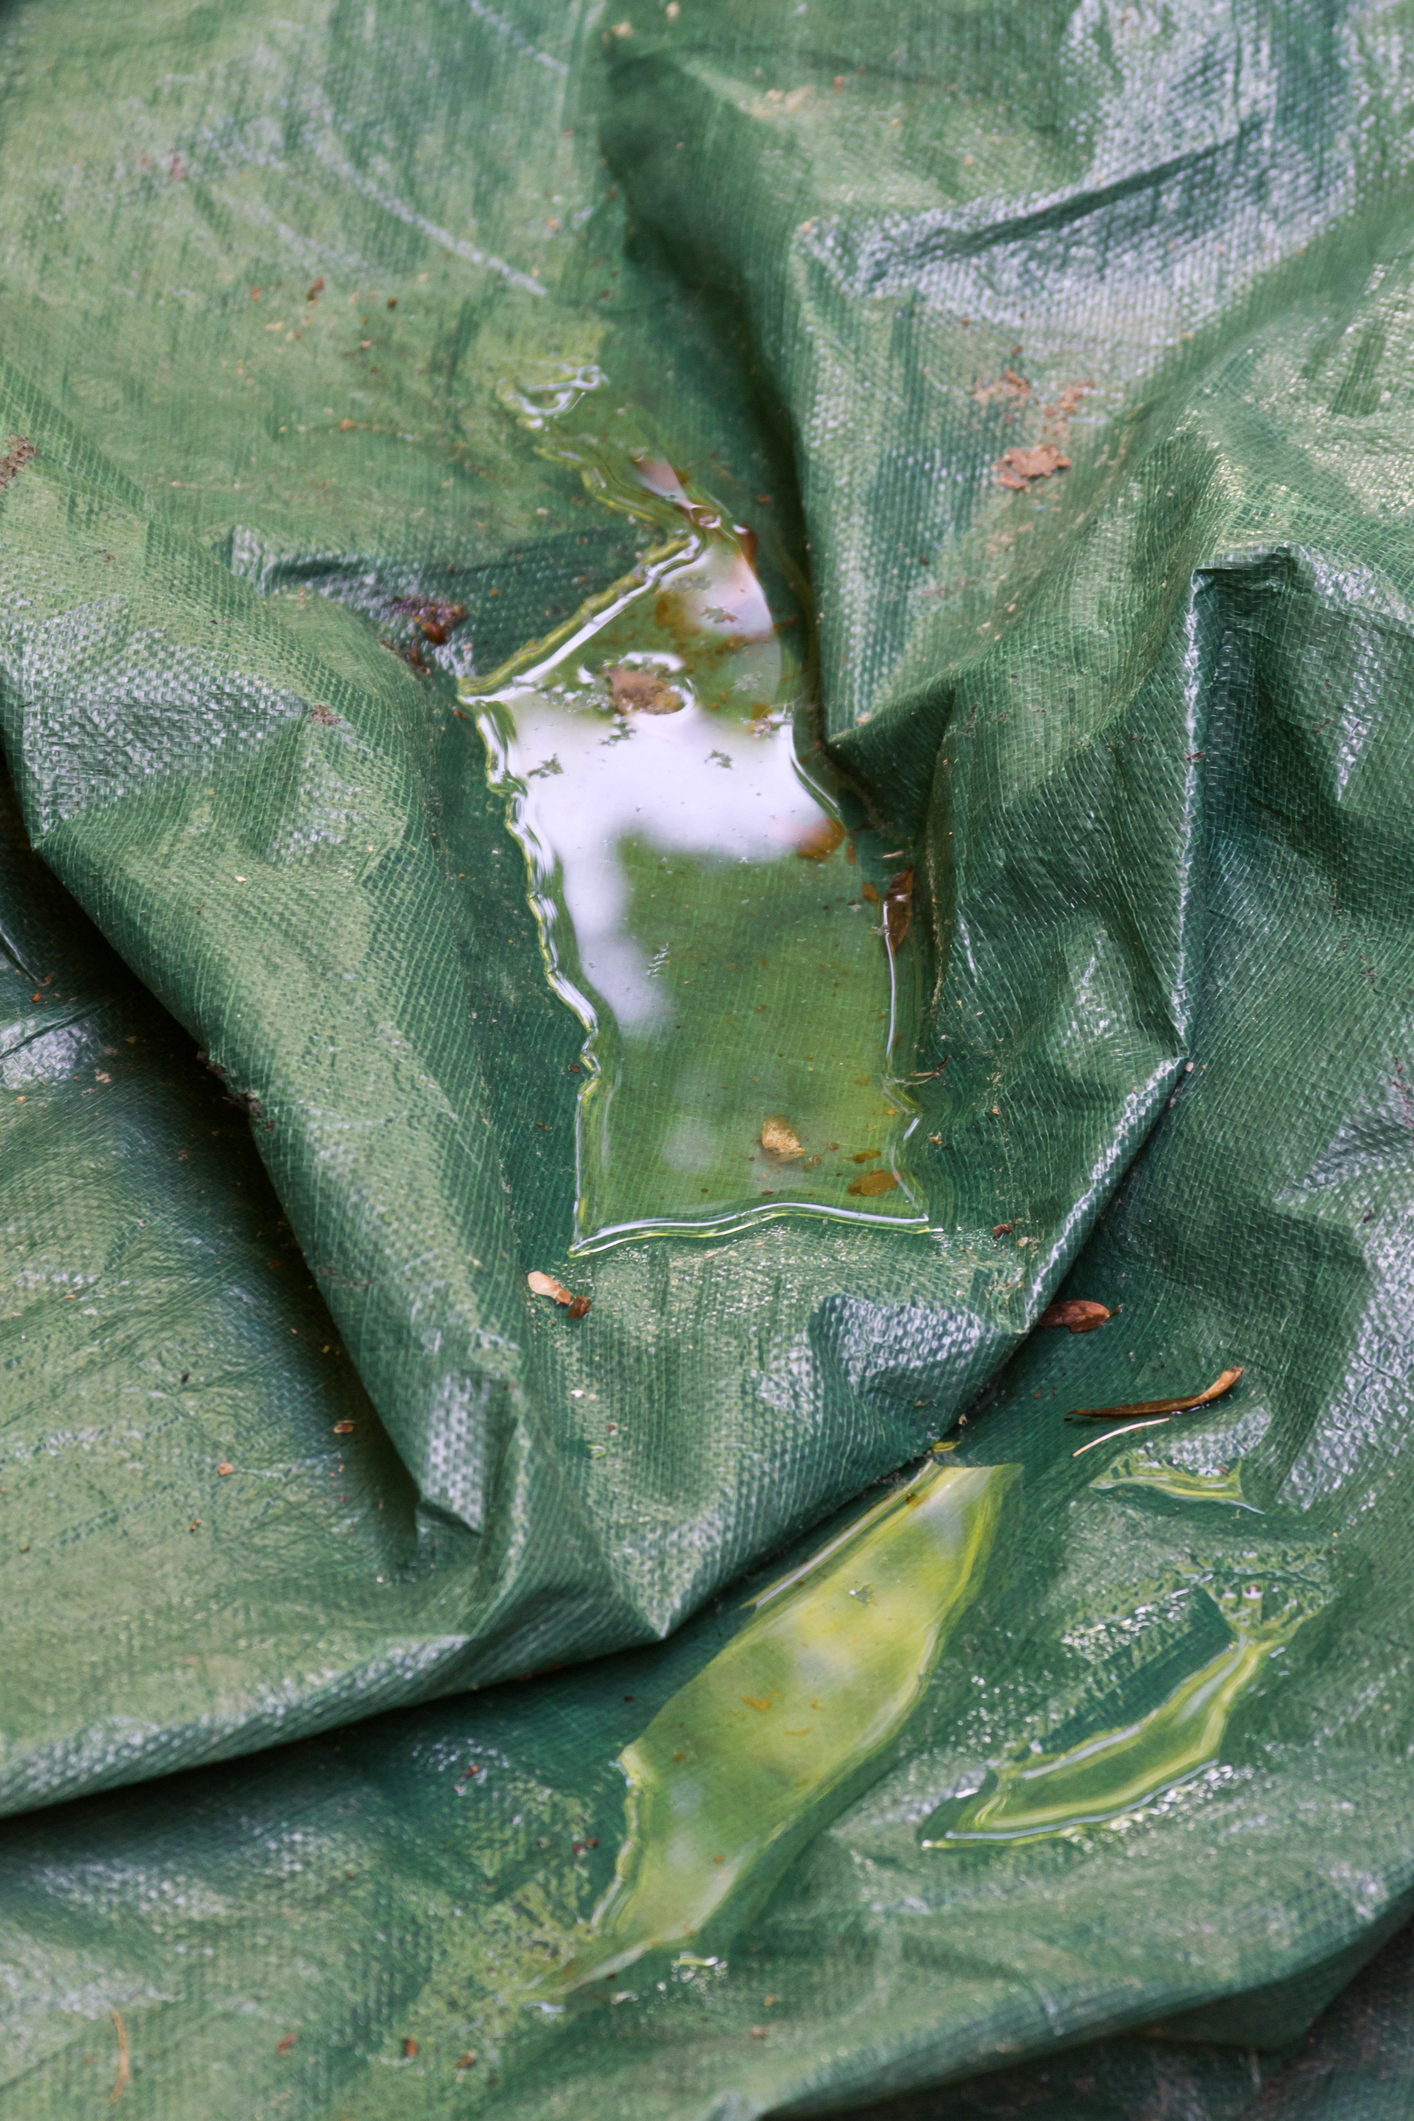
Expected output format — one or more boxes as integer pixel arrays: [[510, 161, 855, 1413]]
[[848, 1168, 899, 1197], [884, 867, 914, 951], [1038, 1299, 1111, 1333], [528, 1271, 591, 1317], [761, 1116, 803, 1159], [276, 2031, 297, 2054], [528, 1270, 571, 1302], [1070, 1366, 1243, 1421], [402, 2038, 419, 2058], [860, 879, 881, 905], [216, 1461, 234, 1476], [608, 665, 683, 714], [996, 443, 1070, 491]]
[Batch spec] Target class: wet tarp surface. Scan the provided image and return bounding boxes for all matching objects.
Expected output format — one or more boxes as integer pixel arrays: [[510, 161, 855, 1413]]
[[3, 0, 1414, 2112]]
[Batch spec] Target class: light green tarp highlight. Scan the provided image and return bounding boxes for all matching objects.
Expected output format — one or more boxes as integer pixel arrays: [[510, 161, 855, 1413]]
[[1, 0, 1414, 2114]]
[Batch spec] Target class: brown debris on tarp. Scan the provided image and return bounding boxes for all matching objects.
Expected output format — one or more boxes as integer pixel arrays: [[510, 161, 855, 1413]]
[[1046, 381, 1093, 421], [884, 867, 914, 951], [996, 442, 1070, 491], [1070, 1366, 1243, 1421], [608, 665, 683, 714], [848, 1168, 899, 1197], [527, 1271, 591, 1318], [796, 815, 845, 861], [1039, 1299, 1111, 1333], [0, 436, 36, 488], [972, 368, 1031, 407], [386, 634, 429, 673], [761, 1116, 803, 1159], [388, 594, 468, 646]]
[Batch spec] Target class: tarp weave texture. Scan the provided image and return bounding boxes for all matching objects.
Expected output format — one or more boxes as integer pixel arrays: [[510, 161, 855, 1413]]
[[3, 0, 1414, 2114]]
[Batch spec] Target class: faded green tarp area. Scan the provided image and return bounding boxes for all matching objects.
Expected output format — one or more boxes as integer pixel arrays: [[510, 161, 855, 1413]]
[[2, 0, 1414, 2113]]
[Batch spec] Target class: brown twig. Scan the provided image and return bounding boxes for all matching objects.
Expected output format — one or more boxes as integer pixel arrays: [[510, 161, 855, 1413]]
[[110, 2010, 129, 2102], [1068, 1366, 1243, 1421]]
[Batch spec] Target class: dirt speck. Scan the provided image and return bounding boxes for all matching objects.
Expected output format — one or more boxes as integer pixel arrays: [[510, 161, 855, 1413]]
[[996, 443, 1070, 490], [972, 368, 1031, 408], [1047, 381, 1093, 421]]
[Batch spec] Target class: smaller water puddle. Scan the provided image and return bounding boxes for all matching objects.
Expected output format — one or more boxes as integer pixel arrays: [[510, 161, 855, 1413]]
[[927, 1569, 1327, 1846]]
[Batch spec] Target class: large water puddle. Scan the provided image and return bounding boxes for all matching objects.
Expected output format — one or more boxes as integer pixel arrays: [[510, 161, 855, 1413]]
[[461, 366, 926, 1252], [557, 1457, 1015, 1986]]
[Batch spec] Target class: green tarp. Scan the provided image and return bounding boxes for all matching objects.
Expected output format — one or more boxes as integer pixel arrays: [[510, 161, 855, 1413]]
[[3, 0, 1414, 2112]]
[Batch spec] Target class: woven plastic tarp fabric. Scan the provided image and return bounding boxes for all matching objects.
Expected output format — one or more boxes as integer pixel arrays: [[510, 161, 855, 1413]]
[[3, 0, 1414, 2112]]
